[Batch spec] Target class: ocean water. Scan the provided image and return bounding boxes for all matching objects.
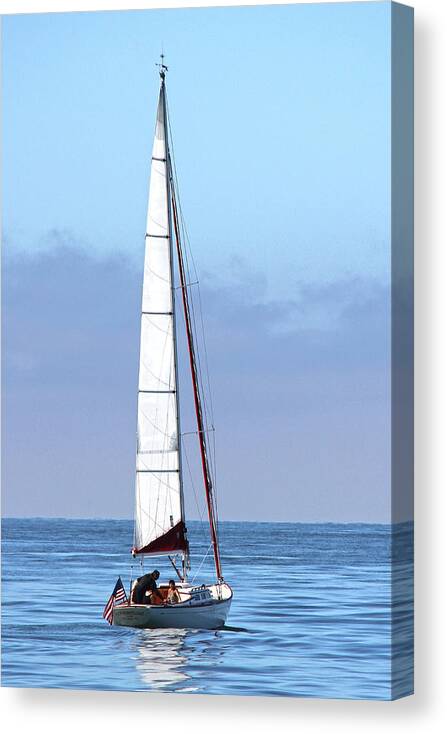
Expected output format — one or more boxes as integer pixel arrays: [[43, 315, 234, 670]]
[[1, 518, 413, 699]]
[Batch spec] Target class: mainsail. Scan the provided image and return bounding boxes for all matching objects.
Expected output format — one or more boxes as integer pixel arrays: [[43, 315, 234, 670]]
[[133, 79, 187, 556]]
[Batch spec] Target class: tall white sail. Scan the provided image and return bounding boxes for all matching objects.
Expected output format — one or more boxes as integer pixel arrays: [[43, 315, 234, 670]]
[[133, 81, 187, 556]]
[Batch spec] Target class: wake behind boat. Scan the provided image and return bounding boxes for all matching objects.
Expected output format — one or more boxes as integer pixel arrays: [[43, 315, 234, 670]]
[[104, 58, 232, 631]]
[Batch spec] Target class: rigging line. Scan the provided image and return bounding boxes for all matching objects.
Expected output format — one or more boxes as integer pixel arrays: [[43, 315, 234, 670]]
[[187, 277, 212, 425], [146, 213, 167, 230], [165, 101, 199, 284], [168, 240, 215, 475], [137, 499, 166, 526], [139, 503, 171, 536], [166, 91, 221, 559], [194, 320, 216, 490], [138, 408, 171, 439], [145, 266, 171, 284], [195, 282, 216, 425], [181, 427, 215, 437], [133, 477, 140, 550], [165, 98, 215, 436], [190, 284, 214, 434], [210, 425, 217, 510], [151, 395, 172, 462], [163, 474, 170, 532], [180, 285, 217, 495], [153, 453, 162, 529], [169, 166, 216, 451], [174, 213, 209, 413], [173, 192, 214, 460], [140, 320, 173, 389], [174, 281, 199, 290], [191, 543, 213, 585], [137, 470, 180, 495], [165, 141, 207, 387], [139, 377, 174, 446], [164, 98, 200, 309], [176, 211, 215, 430], [170, 172, 222, 580], [183, 442, 209, 542], [141, 418, 176, 538], [141, 317, 172, 336], [182, 314, 218, 526], [140, 362, 171, 389]]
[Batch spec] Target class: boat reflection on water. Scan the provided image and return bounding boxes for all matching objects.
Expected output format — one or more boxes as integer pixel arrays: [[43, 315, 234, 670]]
[[133, 627, 229, 692], [133, 628, 192, 691]]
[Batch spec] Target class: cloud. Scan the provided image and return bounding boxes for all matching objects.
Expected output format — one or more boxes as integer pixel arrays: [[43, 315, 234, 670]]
[[2, 241, 394, 522]]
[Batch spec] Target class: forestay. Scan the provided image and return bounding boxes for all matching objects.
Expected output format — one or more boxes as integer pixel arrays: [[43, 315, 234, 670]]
[[133, 83, 187, 556]]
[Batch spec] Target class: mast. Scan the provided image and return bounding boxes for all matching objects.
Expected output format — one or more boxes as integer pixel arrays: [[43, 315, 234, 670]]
[[169, 171, 223, 583], [160, 64, 189, 577]]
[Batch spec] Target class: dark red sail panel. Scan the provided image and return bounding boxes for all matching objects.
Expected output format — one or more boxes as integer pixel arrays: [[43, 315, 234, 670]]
[[133, 521, 188, 556]]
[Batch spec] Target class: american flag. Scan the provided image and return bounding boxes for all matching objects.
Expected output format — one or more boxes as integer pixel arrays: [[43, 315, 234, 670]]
[[103, 577, 128, 625]]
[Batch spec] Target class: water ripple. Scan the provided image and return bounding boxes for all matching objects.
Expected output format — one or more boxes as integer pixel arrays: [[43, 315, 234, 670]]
[[1, 518, 413, 698]]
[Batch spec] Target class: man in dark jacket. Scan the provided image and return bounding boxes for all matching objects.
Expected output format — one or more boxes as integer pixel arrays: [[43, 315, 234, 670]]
[[131, 570, 163, 605]]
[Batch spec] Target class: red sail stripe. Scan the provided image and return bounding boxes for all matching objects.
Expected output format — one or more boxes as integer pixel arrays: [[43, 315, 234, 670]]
[[133, 520, 188, 556]]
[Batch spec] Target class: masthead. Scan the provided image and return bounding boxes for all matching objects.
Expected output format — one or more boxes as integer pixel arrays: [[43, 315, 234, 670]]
[[156, 53, 168, 80]]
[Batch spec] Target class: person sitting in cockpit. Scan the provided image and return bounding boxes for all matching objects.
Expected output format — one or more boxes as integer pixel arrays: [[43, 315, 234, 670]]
[[166, 579, 181, 604], [131, 570, 163, 605]]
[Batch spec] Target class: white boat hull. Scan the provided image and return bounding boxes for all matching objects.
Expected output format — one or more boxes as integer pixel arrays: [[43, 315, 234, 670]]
[[112, 583, 232, 630]]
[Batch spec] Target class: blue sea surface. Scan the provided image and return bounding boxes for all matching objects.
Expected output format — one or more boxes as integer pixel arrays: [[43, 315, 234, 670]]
[[1, 519, 413, 699]]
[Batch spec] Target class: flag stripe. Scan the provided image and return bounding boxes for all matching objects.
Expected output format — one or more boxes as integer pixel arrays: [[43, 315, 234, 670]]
[[102, 577, 128, 625]]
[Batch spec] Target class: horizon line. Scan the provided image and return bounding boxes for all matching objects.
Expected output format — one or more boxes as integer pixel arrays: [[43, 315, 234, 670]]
[[1, 515, 412, 526]]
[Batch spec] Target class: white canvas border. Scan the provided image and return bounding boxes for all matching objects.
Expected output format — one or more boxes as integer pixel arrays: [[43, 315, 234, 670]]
[[1, 0, 446, 730]]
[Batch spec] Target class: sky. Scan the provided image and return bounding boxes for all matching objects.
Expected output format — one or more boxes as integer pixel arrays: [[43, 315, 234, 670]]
[[2, 2, 405, 522]]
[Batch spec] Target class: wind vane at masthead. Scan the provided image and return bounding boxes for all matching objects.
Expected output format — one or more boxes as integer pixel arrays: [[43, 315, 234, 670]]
[[156, 53, 168, 79]]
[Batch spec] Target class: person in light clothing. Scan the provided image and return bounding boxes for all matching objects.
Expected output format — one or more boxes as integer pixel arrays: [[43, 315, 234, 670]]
[[166, 579, 181, 604]]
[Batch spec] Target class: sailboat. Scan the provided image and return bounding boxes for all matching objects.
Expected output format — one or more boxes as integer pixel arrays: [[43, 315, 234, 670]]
[[111, 60, 232, 630]]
